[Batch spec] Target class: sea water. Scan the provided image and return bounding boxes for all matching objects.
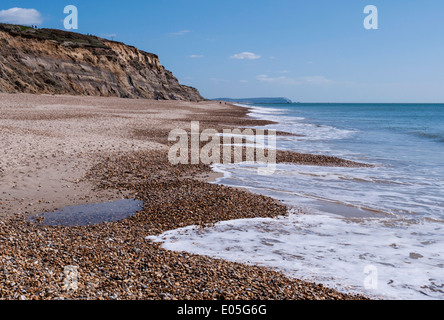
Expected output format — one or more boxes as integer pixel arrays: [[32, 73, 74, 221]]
[[148, 103, 444, 300]]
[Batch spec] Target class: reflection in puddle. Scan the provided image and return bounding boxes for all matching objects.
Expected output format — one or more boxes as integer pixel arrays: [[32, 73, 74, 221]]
[[30, 199, 144, 226]]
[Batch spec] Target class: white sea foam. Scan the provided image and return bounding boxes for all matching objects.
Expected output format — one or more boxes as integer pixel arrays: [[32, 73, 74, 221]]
[[147, 212, 444, 300], [211, 162, 444, 219], [244, 105, 357, 144]]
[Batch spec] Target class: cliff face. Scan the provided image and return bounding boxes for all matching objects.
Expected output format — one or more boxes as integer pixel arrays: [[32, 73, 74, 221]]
[[0, 24, 204, 100]]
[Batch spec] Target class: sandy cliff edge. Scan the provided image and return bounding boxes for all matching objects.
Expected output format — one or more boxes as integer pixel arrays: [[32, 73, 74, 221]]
[[0, 23, 204, 101]]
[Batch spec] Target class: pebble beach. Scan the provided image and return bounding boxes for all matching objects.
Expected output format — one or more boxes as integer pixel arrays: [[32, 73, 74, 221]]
[[0, 93, 370, 300]]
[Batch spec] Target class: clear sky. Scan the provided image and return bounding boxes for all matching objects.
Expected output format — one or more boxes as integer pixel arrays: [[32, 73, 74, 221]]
[[1, 0, 444, 102]]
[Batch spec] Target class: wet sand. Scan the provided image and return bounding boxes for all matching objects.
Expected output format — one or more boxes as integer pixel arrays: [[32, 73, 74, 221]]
[[0, 93, 370, 300]]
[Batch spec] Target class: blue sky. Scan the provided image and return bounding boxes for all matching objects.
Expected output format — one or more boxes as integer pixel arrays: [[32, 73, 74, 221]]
[[1, 0, 444, 102]]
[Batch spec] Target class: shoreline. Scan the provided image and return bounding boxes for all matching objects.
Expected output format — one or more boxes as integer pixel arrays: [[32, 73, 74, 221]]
[[0, 93, 369, 300]]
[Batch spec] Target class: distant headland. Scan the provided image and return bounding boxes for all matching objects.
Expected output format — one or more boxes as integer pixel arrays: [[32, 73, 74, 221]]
[[213, 97, 293, 104]]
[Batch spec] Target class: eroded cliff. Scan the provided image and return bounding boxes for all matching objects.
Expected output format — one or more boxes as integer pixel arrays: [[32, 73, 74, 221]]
[[0, 24, 204, 100]]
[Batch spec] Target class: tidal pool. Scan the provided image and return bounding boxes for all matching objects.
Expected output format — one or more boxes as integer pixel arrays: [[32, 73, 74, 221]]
[[30, 199, 144, 226]]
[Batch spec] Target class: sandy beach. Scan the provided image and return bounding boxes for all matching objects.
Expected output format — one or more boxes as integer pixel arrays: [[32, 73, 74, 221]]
[[0, 93, 369, 300]]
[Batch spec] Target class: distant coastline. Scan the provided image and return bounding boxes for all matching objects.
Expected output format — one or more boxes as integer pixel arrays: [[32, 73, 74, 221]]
[[213, 97, 293, 104]]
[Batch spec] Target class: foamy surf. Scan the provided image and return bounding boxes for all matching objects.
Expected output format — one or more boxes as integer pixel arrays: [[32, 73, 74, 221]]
[[147, 211, 444, 300], [149, 103, 444, 300]]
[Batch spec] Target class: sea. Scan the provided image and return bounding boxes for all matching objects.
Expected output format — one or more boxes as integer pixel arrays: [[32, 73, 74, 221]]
[[148, 103, 444, 300]]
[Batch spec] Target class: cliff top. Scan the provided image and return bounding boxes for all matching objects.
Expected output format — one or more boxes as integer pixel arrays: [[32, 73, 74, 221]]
[[0, 23, 158, 59]]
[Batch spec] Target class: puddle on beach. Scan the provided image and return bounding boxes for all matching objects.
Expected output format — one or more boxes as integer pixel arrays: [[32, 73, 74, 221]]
[[30, 199, 144, 226]]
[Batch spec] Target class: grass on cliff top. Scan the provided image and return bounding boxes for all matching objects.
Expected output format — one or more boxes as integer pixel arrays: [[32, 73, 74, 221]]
[[0, 23, 160, 60], [0, 23, 110, 49]]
